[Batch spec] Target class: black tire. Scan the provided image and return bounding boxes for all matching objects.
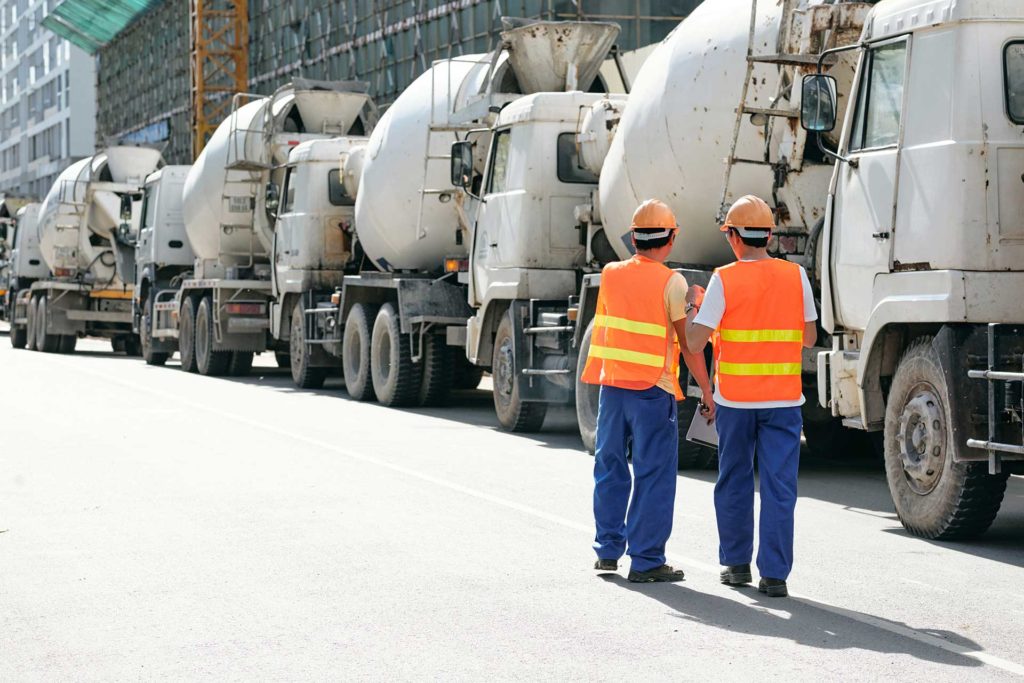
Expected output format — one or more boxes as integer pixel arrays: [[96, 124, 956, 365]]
[[10, 321, 26, 349], [26, 295, 37, 351], [575, 321, 599, 453], [453, 354, 485, 390], [342, 303, 377, 401], [35, 295, 59, 353], [370, 302, 421, 407], [57, 335, 77, 354], [492, 312, 546, 432], [227, 351, 254, 376], [884, 336, 1010, 539], [275, 351, 291, 368], [195, 296, 230, 376], [290, 302, 326, 389], [676, 398, 718, 469], [124, 336, 143, 357], [418, 333, 454, 406], [141, 291, 169, 366], [179, 296, 198, 373]]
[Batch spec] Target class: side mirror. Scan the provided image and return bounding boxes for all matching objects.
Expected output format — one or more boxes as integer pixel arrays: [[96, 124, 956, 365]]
[[801, 74, 838, 133], [119, 194, 133, 222], [265, 182, 280, 212], [450, 141, 474, 189]]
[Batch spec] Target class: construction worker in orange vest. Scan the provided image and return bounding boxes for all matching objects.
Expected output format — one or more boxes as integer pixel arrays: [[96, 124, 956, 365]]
[[582, 199, 714, 583], [684, 195, 817, 597]]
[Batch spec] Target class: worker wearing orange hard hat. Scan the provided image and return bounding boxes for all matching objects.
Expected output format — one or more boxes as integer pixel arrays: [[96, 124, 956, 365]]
[[582, 198, 714, 583], [683, 195, 818, 597]]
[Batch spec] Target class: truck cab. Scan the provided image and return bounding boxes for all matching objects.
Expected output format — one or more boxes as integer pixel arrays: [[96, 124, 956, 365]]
[[135, 166, 194, 364], [804, 0, 1024, 539], [4, 203, 45, 348], [458, 91, 618, 430]]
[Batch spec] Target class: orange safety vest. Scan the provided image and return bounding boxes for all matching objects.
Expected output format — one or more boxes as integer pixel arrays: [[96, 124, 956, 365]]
[[581, 255, 682, 400], [712, 259, 804, 403]]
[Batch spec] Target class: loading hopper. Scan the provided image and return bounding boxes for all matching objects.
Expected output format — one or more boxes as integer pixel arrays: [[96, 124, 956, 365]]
[[501, 19, 620, 93]]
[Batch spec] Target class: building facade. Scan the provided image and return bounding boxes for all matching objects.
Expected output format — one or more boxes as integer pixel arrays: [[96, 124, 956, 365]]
[[0, 0, 95, 200], [94, 0, 701, 165]]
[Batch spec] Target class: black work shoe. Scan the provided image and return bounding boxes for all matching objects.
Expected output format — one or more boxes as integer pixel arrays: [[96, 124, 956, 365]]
[[720, 564, 753, 586], [627, 564, 685, 583], [594, 559, 618, 571], [758, 577, 788, 597]]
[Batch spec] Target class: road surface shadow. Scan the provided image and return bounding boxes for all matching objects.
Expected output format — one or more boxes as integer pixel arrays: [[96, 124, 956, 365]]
[[601, 575, 984, 669]]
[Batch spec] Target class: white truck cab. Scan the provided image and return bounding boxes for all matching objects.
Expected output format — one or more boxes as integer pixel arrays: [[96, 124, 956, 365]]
[[803, 0, 1024, 539]]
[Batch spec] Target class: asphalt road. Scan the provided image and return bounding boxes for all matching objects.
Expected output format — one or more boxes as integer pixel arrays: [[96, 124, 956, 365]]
[[2, 331, 1023, 680]]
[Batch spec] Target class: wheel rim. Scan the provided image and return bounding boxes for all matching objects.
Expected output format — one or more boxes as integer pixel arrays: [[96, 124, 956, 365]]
[[290, 314, 302, 373], [377, 326, 392, 383], [494, 337, 514, 406], [36, 298, 46, 348], [895, 382, 946, 495], [344, 324, 362, 379], [196, 305, 209, 365]]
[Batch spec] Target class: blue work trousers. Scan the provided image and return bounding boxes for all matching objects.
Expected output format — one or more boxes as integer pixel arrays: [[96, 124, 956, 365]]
[[714, 403, 801, 581], [592, 385, 679, 572]]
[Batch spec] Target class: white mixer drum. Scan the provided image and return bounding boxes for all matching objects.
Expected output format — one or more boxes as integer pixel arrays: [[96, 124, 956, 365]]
[[599, 0, 857, 265], [355, 57, 487, 272]]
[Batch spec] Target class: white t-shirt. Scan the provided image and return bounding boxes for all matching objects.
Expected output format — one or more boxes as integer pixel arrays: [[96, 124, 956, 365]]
[[692, 260, 817, 409]]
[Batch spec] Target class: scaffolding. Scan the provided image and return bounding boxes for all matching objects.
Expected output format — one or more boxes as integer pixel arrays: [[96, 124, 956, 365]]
[[96, 0, 700, 164]]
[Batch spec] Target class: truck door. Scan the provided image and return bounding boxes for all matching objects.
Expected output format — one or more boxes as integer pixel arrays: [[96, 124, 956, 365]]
[[830, 38, 909, 331], [468, 127, 512, 308]]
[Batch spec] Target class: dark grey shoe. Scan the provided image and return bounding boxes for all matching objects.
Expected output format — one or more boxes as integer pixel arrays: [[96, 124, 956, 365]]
[[758, 577, 788, 597], [627, 564, 685, 583], [594, 559, 618, 571], [720, 564, 753, 586]]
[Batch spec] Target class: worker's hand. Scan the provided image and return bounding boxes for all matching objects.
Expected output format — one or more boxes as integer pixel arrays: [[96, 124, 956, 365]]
[[699, 389, 716, 423], [686, 284, 705, 308]]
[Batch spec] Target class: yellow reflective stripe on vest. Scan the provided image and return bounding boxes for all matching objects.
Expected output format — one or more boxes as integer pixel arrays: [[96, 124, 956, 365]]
[[718, 361, 802, 376], [593, 314, 666, 338], [588, 344, 665, 369], [719, 329, 802, 343]]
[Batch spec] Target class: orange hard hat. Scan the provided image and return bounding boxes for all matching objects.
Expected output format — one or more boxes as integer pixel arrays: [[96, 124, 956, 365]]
[[720, 195, 775, 238], [630, 199, 678, 244]]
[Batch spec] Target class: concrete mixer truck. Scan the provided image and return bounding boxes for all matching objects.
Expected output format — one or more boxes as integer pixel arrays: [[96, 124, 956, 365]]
[[791, 0, 1024, 539], [23, 146, 161, 355], [143, 80, 376, 378], [0, 196, 32, 322], [4, 203, 45, 349], [298, 20, 633, 412]]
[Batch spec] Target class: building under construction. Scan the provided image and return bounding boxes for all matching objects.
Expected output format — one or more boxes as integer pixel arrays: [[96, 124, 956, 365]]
[[44, 0, 698, 165]]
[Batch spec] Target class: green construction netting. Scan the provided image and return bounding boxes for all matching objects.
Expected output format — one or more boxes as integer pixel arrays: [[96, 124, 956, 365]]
[[41, 0, 158, 54]]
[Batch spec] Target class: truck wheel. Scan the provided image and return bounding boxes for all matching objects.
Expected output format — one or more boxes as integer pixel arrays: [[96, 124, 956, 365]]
[[290, 303, 326, 389], [343, 303, 377, 401], [57, 335, 77, 354], [10, 318, 26, 349], [26, 296, 37, 351], [36, 295, 59, 353], [227, 351, 254, 376], [195, 296, 230, 376], [179, 297, 198, 373], [141, 291, 169, 366], [677, 398, 718, 469], [575, 320, 599, 453], [452, 354, 485, 390], [492, 312, 546, 432], [884, 336, 1010, 539], [370, 302, 421, 407], [123, 336, 143, 357], [418, 333, 454, 406]]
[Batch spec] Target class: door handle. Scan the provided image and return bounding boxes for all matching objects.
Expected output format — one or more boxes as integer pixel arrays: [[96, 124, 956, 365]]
[[872, 231, 891, 240]]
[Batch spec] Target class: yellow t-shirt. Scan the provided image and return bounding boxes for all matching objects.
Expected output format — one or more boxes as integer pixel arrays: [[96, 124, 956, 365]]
[[656, 272, 688, 396]]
